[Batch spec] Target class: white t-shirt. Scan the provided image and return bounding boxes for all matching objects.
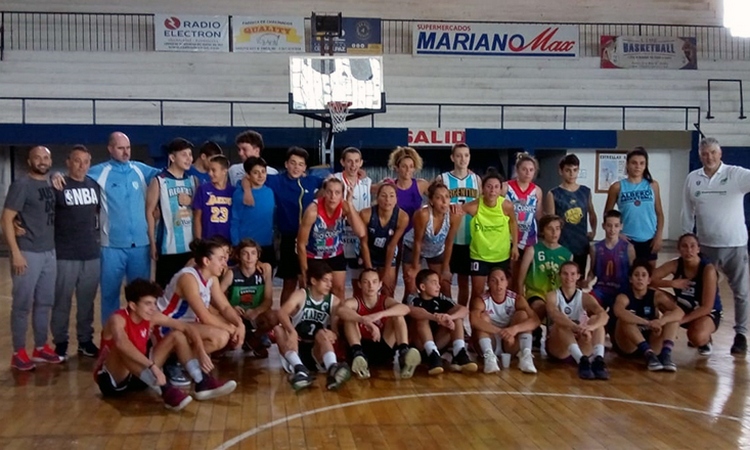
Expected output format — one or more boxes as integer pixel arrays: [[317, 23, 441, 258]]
[[682, 163, 750, 247], [228, 163, 278, 187], [334, 172, 372, 259]]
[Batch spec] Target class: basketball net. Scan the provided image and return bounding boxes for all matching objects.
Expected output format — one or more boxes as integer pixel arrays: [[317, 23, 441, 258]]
[[326, 101, 352, 133]]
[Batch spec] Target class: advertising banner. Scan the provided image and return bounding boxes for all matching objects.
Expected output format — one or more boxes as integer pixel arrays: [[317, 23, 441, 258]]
[[232, 16, 305, 52], [600, 36, 697, 69], [155, 14, 229, 52], [311, 17, 382, 54], [412, 22, 578, 57]]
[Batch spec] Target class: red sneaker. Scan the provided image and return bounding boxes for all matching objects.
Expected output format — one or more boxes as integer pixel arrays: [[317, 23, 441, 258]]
[[194, 374, 237, 401], [162, 385, 192, 412], [31, 345, 64, 364], [11, 349, 36, 371]]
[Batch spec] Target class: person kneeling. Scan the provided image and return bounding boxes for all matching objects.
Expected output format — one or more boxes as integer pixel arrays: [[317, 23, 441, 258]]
[[470, 267, 539, 374], [407, 269, 477, 375], [612, 260, 684, 372], [340, 269, 421, 379], [95, 279, 236, 412], [275, 263, 352, 391], [546, 262, 610, 380]]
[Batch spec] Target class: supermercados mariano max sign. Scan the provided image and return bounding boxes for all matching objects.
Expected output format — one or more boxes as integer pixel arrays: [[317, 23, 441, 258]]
[[413, 22, 579, 58]]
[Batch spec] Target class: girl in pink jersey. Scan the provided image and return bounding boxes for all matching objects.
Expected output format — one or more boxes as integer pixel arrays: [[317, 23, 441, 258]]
[[506, 153, 543, 281]]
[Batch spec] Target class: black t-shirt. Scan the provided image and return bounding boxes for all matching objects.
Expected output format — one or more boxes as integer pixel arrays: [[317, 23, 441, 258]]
[[54, 176, 101, 260], [407, 293, 456, 315]]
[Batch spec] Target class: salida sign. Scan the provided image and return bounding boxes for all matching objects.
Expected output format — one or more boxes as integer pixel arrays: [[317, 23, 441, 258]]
[[407, 129, 466, 146], [155, 14, 229, 52], [413, 22, 578, 57]]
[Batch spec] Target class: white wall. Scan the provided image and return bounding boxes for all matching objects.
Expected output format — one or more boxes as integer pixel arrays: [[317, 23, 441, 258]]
[[573, 148, 689, 241], [1, 0, 723, 26]]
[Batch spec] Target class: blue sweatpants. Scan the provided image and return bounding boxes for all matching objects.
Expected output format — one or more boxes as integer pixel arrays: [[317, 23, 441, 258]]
[[100, 246, 150, 324]]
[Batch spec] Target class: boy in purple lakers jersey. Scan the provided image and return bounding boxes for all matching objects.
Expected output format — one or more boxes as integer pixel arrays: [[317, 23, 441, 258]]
[[587, 210, 635, 309]]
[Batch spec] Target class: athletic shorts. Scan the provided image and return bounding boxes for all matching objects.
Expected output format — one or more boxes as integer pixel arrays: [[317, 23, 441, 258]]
[[402, 245, 444, 266], [361, 339, 395, 366], [298, 341, 324, 372], [96, 366, 149, 398], [681, 309, 722, 331], [276, 234, 301, 280], [449, 244, 472, 276], [527, 295, 545, 306], [572, 252, 588, 275], [260, 245, 277, 269], [308, 254, 347, 272], [469, 259, 510, 277], [632, 239, 658, 262], [590, 288, 618, 310]]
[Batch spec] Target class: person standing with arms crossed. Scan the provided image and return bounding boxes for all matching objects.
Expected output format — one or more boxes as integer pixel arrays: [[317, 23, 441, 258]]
[[51, 145, 101, 360], [682, 137, 750, 354], [2, 146, 63, 370]]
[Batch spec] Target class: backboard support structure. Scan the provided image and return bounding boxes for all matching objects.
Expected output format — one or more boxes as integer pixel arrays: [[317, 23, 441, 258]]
[[289, 55, 386, 166]]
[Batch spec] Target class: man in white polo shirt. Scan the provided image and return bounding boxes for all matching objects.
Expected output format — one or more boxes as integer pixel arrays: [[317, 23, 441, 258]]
[[682, 137, 750, 354]]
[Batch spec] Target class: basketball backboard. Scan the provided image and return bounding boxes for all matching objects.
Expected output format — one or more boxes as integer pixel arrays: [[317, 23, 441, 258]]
[[289, 55, 385, 115]]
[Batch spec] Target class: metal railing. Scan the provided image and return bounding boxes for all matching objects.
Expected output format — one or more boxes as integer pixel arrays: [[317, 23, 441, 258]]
[[0, 96, 701, 131], [1, 11, 749, 60]]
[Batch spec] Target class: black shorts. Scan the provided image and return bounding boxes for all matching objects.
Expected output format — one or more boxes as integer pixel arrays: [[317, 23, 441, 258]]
[[681, 309, 722, 331], [470, 259, 511, 277], [402, 245, 444, 266], [155, 252, 193, 289], [308, 253, 347, 272], [527, 295, 545, 307], [572, 252, 588, 275], [347, 257, 363, 270], [361, 339, 395, 366], [632, 239, 658, 261], [96, 368, 149, 398], [260, 245, 277, 269], [450, 244, 472, 276], [276, 234, 301, 280], [298, 341, 320, 372]]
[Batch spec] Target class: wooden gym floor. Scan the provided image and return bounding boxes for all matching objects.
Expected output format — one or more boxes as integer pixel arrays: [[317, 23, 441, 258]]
[[0, 248, 749, 450]]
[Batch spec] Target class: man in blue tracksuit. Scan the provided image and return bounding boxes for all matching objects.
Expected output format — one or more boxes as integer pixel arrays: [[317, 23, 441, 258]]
[[87, 132, 159, 323]]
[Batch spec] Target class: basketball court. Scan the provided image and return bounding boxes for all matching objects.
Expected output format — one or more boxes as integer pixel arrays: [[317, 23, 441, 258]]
[[0, 246, 748, 449]]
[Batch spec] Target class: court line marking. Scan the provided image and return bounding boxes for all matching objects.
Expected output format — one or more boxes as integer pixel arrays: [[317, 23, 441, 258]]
[[215, 390, 742, 449]]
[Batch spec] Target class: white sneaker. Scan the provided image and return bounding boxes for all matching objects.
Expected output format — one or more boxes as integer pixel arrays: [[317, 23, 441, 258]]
[[483, 350, 500, 374], [518, 348, 537, 374], [352, 354, 370, 379]]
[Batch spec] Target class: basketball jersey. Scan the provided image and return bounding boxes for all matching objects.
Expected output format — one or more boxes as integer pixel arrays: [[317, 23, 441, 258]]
[[592, 239, 630, 300], [524, 242, 573, 300], [403, 206, 450, 258], [290, 288, 332, 341], [227, 266, 265, 310], [440, 171, 481, 245], [335, 172, 372, 259], [552, 289, 587, 325], [406, 293, 456, 315], [617, 179, 657, 243], [356, 293, 388, 340], [624, 289, 658, 320], [396, 179, 423, 233], [306, 200, 346, 259], [94, 309, 150, 378], [482, 290, 518, 328], [469, 196, 511, 263], [550, 185, 591, 255], [157, 170, 195, 255], [157, 267, 213, 325], [365, 206, 401, 267], [673, 257, 722, 314], [506, 180, 539, 250]]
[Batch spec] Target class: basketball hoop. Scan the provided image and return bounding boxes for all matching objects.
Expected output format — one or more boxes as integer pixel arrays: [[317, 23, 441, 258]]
[[326, 101, 352, 133]]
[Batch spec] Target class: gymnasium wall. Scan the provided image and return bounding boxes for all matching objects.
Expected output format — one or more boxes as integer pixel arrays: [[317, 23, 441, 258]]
[[1, 0, 723, 26]]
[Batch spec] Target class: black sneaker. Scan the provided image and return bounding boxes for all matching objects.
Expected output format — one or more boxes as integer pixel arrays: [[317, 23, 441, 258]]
[[54, 341, 68, 361], [659, 353, 677, 372], [77, 341, 99, 358], [646, 353, 663, 371], [427, 350, 444, 375], [591, 356, 610, 380], [450, 348, 478, 373], [289, 364, 314, 391], [164, 362, 191, 387], [578, 356, 595, 380], [326, 362, 351, 391], [532, 327, 542, 352], [731, 334, 747, 355]]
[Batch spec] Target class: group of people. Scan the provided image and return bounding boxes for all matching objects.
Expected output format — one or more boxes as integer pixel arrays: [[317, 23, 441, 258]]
[[3, 130, 749, 410]]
